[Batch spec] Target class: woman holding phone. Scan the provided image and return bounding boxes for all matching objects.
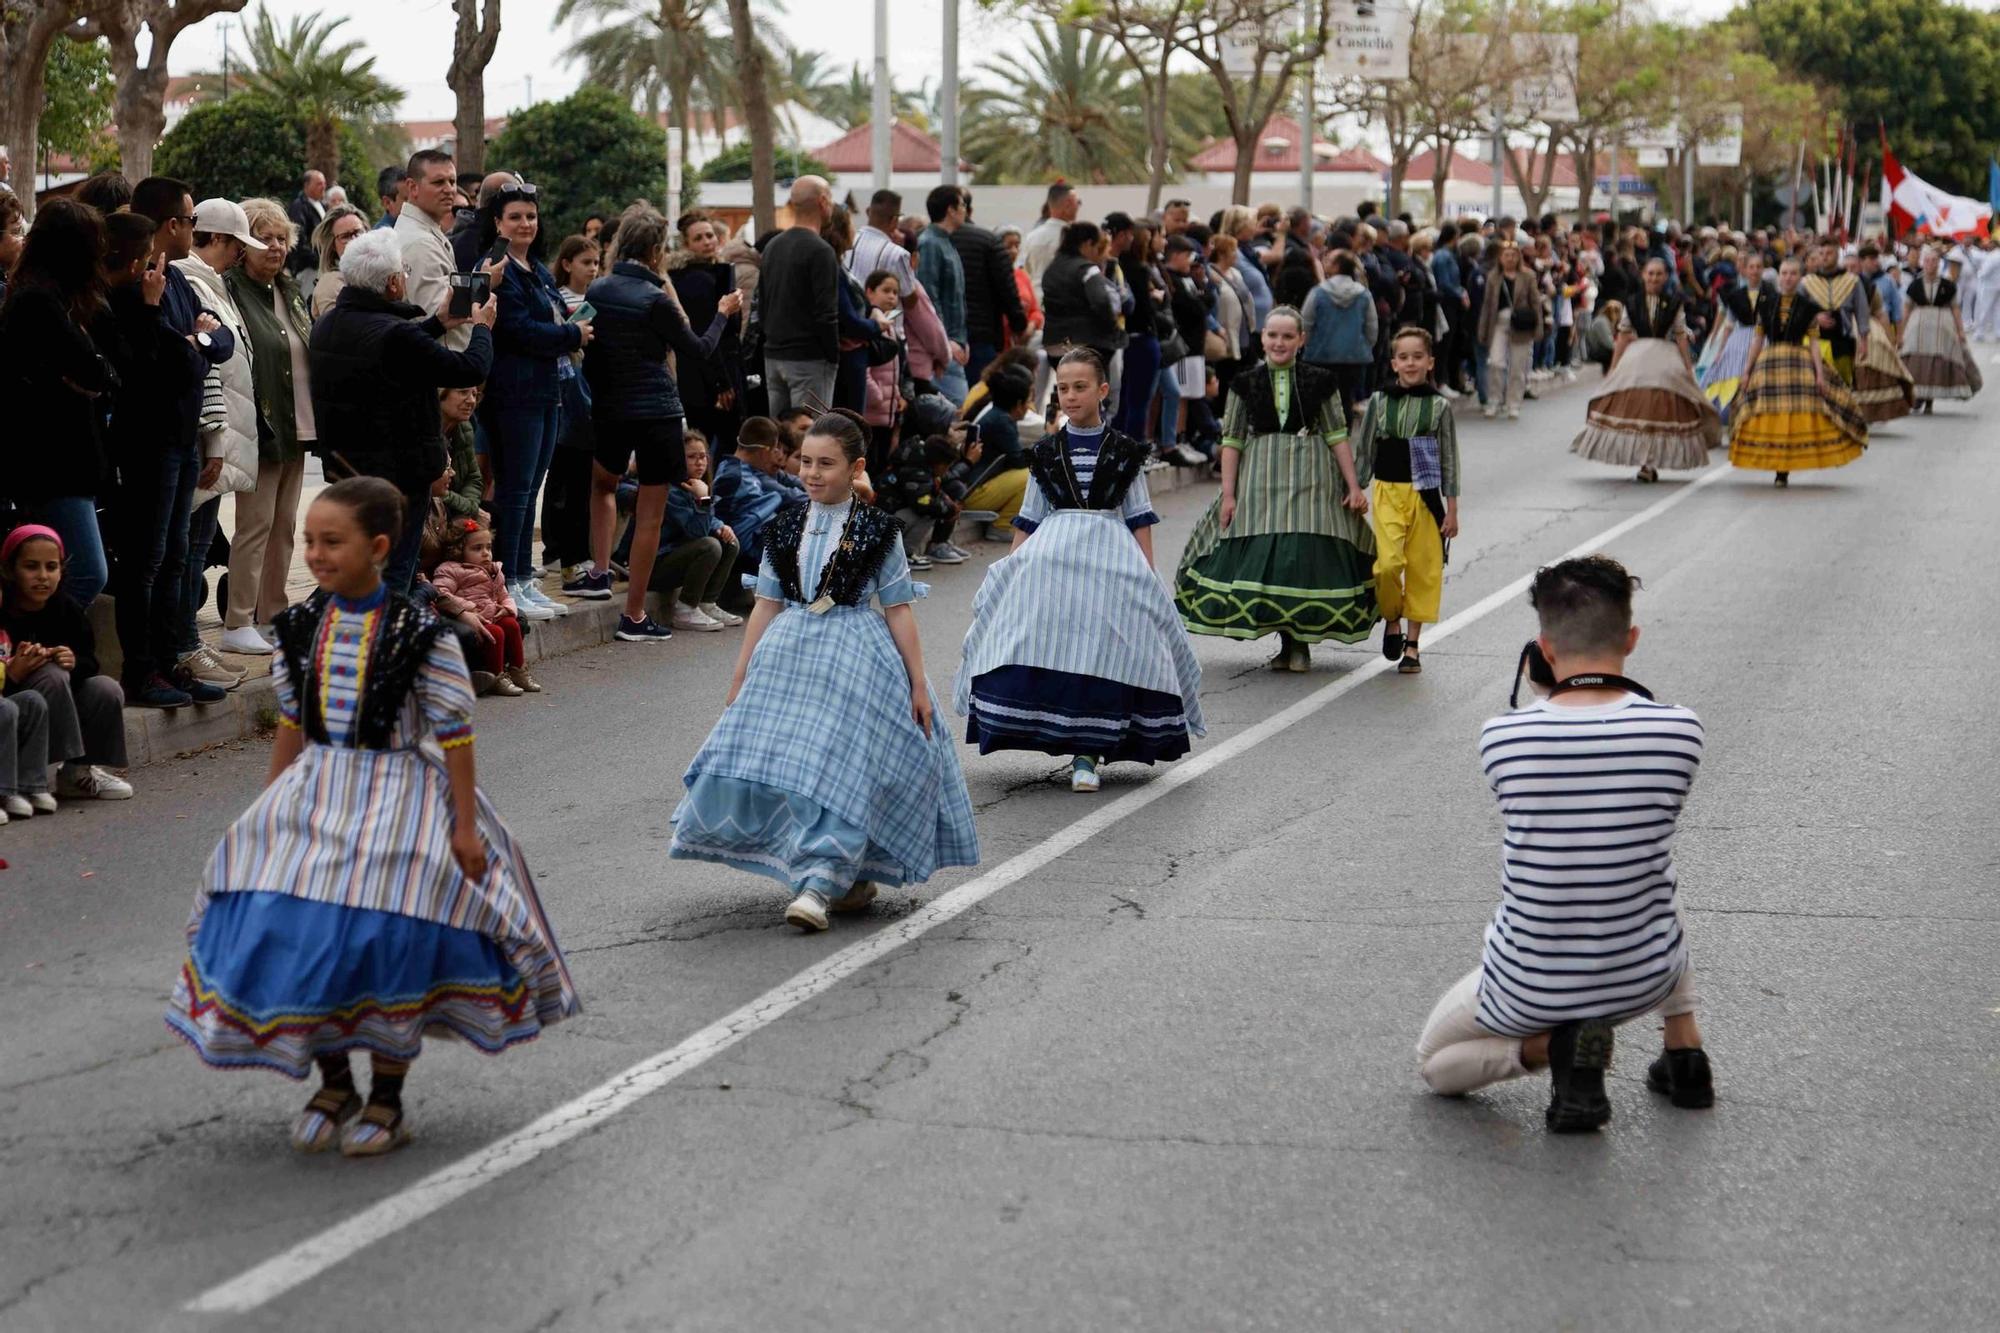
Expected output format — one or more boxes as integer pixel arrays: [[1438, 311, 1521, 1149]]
[[477, 181, 592, 619], [667, 211, 744, 453]]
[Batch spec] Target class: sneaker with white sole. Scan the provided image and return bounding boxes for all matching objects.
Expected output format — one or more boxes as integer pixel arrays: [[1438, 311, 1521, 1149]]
[[563, 569, 614, 600], [219, 625, 276, 655], [521, 581, 568, 616], [671, 603, 723, 631], [512, 584, 557, 621], [177, 646, 246, 689], [28, 791, 59, 814], [1071, 755, 1101, 793], [697, 601, 743, 627], [829, 880, 878, 914], [785, 890, 831, 932], [615, 614, 673, 643], [57, 765, 133, 800], [925, 543, 968, 564], [1, 794, 30, 819]]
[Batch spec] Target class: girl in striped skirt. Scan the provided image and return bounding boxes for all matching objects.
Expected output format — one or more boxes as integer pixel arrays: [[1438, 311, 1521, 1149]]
[[955, 348, 1205, 794], [165, 478, 580, 1158], [1173, 307, 1376, 673]]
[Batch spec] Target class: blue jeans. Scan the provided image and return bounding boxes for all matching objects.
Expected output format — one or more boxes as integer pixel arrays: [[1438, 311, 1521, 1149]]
[[1474, 341, 1490, 405], [384, 485, 429, 595], [1154, 360, 1183, 447], [112, 441, 200, 688], [966, 340, 1000, 384], [25, 496, 109, 609], [1112, 334, 1161, 440], [176, 494, 224, 656], [938, 361, 969, 408], [485, 399, 561, 579]]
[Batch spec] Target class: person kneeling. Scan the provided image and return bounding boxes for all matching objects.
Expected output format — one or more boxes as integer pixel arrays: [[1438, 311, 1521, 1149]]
[[1415, 556, 1714, 1132]]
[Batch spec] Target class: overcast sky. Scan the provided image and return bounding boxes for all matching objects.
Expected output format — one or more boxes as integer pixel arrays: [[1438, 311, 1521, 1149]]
[[175, 0, 1746, 125]]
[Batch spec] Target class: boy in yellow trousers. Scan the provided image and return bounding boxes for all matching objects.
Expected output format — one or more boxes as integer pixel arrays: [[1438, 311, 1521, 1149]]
[[1352, 328, 1460, 674]]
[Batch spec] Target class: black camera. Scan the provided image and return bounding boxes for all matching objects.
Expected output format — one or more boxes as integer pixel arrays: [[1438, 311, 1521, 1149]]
[[1509, 639, 1556, 707]]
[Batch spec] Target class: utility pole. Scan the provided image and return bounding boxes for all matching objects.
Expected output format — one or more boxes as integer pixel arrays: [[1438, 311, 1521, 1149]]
[[871, 0, 891, 191], [1491, 106, 1504, 220], [220, 19, 232, 101], [941, 0, 959, 187], [1299, 5, 1315, 214], [1683, 135, 1696, 226]]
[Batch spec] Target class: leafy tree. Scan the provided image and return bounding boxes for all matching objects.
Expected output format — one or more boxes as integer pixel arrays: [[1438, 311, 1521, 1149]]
[[155, 94, 375, 205], [490, 86, 670, 241], [814, 63, 934, 132], [242, 6, 403, 186], [961, 24, 1150, 184], [695, 141, 829, 184], [40, 36, 118, 166]]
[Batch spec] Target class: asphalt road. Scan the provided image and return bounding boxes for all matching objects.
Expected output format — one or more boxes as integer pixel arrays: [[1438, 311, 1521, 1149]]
[[3, 373, 1996, 1332]]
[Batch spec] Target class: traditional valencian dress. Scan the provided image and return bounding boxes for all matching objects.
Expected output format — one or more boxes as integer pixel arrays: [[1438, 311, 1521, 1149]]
[[1174, 361, 1377, 646], [955, 422, 1204, 763], [1901, 274, 1983, 403], [1571, 291, 1722, 472], [1696, 280, 1770, 423], [671, 496, 978, 899], [1728, 290, 1868, 473], [166, 587, 579, 1077], [1850, 286, 1915, 424]]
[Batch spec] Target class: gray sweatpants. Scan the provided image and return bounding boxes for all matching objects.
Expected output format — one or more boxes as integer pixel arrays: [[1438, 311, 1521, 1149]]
[[763, 358, 837, 418], [0, 690, 51, 796], [9, 665, 127, 773]]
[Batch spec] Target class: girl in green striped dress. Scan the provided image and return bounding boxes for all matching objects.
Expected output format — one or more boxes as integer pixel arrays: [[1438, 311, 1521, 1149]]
[[1172, 307, 1376, 673]]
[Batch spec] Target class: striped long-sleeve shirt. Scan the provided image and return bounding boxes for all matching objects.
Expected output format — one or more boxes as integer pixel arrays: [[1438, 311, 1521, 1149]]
[[1475, 694, 1703, 1038]]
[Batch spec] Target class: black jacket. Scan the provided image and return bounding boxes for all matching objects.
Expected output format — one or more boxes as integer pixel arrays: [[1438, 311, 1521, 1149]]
[[308, 286, 493, 494], [951, 223, 1026, 347], [0, 287, 118, 501], [757, 226, 839, 361], [287, 194, 323, 274], [583, 260, 730, 421], [667, 255, 744, 415], [1041, 251, 1122, 351]]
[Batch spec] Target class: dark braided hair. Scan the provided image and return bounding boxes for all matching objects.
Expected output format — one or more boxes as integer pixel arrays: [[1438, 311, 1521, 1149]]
[[807, 410, 868, 463], [318, 476, 406, 549]]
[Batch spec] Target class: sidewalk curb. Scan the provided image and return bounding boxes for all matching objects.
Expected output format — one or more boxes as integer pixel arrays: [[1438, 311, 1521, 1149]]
[[120, 462, 1217, 768]]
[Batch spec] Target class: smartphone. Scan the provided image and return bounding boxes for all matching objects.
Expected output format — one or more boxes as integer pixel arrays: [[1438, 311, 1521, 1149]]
[[566, 300, 596, 325], [448, 271, 489, 318], [485, 239, 510, 267]]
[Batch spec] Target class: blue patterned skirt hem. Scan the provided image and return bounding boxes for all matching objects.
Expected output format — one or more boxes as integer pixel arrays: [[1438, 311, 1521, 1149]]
[[671, 775, 931, 894], [966, 666, 1192, 763]]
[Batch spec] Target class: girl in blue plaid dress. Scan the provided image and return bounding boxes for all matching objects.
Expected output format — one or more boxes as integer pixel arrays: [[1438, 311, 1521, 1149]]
[[671, 411, 979, 933]]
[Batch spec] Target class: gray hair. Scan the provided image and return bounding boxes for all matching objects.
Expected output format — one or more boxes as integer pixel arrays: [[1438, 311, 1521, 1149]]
[[997, 225, 1022, 242], [1386, 219, 1410, 240], [340, 228, 406, 295]]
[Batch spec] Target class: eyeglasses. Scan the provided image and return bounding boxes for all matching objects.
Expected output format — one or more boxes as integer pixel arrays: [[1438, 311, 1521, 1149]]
[[332, 228, 365, 243]]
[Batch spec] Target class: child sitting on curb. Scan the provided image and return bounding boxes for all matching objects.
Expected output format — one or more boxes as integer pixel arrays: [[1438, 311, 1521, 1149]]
[[432, 519, 539, 697], [629, 428, 744, 632]]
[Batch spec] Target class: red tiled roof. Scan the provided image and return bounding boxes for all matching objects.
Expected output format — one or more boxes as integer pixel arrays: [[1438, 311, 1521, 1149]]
[[810, 120, 972, 174], [400, 117, 510, 144], [1406, 146, 1580, 189], [1187, 115, 1385, 174]]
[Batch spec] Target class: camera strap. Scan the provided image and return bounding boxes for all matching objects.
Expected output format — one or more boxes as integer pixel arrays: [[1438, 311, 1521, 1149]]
[[1550, 673, 1653, 699]]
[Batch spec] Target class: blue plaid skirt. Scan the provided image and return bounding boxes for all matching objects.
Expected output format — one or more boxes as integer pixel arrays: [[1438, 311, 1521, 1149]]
[[671, 604, 979, 895]]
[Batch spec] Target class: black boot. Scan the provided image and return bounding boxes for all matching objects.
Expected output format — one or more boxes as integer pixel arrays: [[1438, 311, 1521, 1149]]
[[1545, 1018, 1616, 1133], [1646, 1047, 1715, 1109]]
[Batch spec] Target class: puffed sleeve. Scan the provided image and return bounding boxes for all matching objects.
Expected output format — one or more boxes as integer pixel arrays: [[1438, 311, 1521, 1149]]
[[871, 539, 921, 607], [1012, 472, 1052, 534], [417, 630, 477, 750], [272, 650, 301, 730], [1120, 467, 1159, 530], [754, 549, 786, 602]]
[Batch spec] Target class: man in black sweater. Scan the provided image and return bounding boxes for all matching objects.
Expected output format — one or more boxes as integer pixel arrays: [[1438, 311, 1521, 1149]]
[[951, 189, 1027, 383], [757, 175, 839, 416]]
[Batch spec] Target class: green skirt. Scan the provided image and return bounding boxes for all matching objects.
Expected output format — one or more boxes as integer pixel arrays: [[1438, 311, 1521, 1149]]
[[1174, 531, 1379, 644]]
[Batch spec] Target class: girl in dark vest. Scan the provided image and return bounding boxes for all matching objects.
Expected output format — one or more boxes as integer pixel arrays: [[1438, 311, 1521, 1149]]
[[671, 411, 978, 933], [1173, 306, 1376, 673], [955, 348, 1205, 795], [1571, 256, 1722, 482], [164, 477, 579, 1158]]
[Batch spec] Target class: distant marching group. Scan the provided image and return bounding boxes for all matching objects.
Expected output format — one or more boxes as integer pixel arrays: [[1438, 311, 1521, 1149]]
[[164, 229, 1994, 1155]]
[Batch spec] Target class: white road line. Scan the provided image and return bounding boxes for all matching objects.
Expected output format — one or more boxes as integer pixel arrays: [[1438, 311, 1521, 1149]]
[[185, 462, 1735, 1316]]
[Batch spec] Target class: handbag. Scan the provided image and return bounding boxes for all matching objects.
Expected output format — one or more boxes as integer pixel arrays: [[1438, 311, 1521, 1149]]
[[1203, 328, 1228, 360], [1509, 304, 1538, 334]]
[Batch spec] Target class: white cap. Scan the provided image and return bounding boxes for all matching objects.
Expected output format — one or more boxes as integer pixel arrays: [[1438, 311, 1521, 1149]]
[[192, 197, 268, 249]]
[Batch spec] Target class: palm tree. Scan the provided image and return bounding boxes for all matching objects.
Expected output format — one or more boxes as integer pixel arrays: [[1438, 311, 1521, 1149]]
[[960, 25, 1149, 185], [817, 63, 930, 133], [242, 6, 402, 185]]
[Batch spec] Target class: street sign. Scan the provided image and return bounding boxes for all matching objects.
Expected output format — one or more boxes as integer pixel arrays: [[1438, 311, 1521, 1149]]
[[1508, 33, 1579, 122], [1637, 147, 1671, 168], [1698, 107, 1743, 168], [1324, 2, 1412, 82]]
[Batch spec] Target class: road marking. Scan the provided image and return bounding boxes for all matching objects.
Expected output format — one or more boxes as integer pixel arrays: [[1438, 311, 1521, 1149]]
[[186, 463, 1735, 1316]]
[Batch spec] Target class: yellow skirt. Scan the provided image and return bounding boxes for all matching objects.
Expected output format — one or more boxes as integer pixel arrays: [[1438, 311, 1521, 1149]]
[[1728, 412, 1866, 471]]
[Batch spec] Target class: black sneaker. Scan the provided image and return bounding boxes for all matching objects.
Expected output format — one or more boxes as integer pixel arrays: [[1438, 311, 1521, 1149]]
[[615, 614, 673, 643], [1646, 1048, 1715, 1109], [131, 674, 193, 709], [1545, 1018, 1616, 1133], [171, 666, 229, 704], [563, 569, 614, 600]]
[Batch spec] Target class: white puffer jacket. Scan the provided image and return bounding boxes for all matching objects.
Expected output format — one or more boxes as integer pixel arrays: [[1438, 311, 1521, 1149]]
[[174, 253, 259, 501]]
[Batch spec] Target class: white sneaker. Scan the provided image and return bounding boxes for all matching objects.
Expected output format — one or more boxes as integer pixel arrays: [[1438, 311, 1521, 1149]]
[[29, 791, 59, 814], [784, 890, 830, 932], [1506, 405, 1521, 420], [697, 601, 743, 627], [1071, 755, 1101, 793], [1437, 384, 1461, 400], [56, 765, 133, 800], [219, 625, 276, 655], [0, 807, 8, 825], [1482, 403, 1497, 418], [521, 581, 568, 616], [512, 584, 557, 621], [1563, 367, 1578, 383], [671, 603, 723, 631], [178, 646, 246, 688], [1, 794, 30, 819]]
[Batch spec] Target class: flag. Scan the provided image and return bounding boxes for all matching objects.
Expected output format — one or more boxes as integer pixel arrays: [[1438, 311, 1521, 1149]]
[[1989, 156, 2000, 218], [1881, 126, 1992, 239]]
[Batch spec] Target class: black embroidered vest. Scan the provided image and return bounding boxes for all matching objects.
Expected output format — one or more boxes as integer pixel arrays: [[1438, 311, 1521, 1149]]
[[1725, 282, 1770, 326], [1026, 426, 1150, 511], [272, 590, 446, 750], [1231, 362, 1338, 434], [1628, 292, 1683, 340], [1758, 292, 1823, 344], [1906, 276, 1956, 308], [763, 501, 905, 607]]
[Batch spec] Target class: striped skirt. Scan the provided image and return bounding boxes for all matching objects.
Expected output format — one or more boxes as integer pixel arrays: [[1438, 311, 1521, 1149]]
[[1728, 342, 1868, 472], [1174, 431, 1378, 644], [1901, 307, 1983, 400], [1697, 320, 1757, 421], [675, 603, 979, 895], [1571, 338, 1722, 470], [1852, 319, 1915, 423], [166, 743, 580, 1078], [956, 509, 1204, 761]]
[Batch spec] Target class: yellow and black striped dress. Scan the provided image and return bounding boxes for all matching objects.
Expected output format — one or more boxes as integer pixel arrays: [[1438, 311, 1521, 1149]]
[[1728, 292, 1868, 473]]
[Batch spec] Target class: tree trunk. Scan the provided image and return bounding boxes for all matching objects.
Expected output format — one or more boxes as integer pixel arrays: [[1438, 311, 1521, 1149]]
[[1, 4, 78, 218], [307, 117, 340, 185], [1388, 150, 1408, 218], [1432, 139, 1456, 220], [81, 0, 249, 187], [449, 0, 502, 177], [1143, 43, 1173, 215], [723, 0, 776, 234], [1575, 136, 1598, 219]]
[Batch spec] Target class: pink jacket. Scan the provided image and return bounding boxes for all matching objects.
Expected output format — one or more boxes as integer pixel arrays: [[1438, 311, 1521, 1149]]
[[864, 323, 906, 428], [904, 280, 950, 385], [431, 559, 518, 621]]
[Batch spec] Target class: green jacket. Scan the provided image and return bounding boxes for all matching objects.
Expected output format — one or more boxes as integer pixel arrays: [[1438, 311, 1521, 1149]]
[[224, 266, 314, 464], [442, 420, 485, 520]]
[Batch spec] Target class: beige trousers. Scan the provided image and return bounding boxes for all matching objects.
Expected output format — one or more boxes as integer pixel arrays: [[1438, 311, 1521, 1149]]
[[225, 456, 307, 628], [1487, 330, 1533, 410]]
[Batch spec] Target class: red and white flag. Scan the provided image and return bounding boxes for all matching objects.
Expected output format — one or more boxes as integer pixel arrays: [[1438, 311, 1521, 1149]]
[[1882, 130, 1991, 238]]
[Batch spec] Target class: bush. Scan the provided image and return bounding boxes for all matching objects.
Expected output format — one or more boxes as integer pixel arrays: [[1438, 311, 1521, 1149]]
[[155, 95, 377, 205], [696, 141, 829, 185], [489, 88, 668, 243]]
